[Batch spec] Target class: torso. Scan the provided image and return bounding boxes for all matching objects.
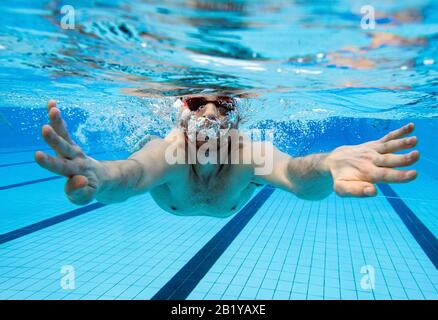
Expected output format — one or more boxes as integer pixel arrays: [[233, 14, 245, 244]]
[[149, 130, 260, 218], [150, 164, 259, 218]]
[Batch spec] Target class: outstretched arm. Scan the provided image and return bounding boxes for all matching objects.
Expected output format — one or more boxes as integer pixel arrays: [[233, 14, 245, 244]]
[[253, 123, 419, 200], [35, 100, 170, 205]]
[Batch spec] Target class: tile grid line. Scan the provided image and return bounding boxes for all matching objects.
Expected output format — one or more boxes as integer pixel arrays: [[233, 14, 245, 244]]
[[214, 191, 278, 299], [151, 186, 275, 300], [378, 184, 438, 270], [253, 192, 299, 299], [251, 192, 292, 299], [356, 198, 398, 299], [0, 202, 106, 245], [368, 196, 424, 298], [0, 151, 127, 190], [0, 151, 108, 168]]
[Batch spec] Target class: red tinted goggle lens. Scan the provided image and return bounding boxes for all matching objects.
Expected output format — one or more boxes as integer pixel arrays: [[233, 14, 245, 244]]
[[182, 97, 235, 112]]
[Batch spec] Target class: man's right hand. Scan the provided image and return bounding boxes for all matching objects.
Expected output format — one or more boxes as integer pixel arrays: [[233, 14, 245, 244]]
[[35, 100, 103, 205]]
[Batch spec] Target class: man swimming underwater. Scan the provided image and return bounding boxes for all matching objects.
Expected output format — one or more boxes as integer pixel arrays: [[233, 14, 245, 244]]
[[35, 96, 419, 218]]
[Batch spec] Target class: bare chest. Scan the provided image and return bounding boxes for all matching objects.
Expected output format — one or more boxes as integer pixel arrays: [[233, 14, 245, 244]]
[[150, 165, 256, 217]]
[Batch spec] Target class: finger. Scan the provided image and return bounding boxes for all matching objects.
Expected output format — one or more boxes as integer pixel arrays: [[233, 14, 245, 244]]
[[42, 125, 80, 159], [334, 180, 377, 197], [48, 107, 73, 143], [65, 175, 94, 205], [374, 168, 417, 183], [47, 99, 57, 110], [34, 151, 78, 177], [379, 123, 414, 143], [375, 150, 420, 168], [376, 136, 417, 154]]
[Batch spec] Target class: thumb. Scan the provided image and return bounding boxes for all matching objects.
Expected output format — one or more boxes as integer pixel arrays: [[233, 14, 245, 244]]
[[334, 180, 377, 197], [65, 175, 95, 205]]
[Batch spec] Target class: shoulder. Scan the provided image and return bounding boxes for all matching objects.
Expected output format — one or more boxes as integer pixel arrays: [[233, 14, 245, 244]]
[[240, 138, 275, 162], [132, 128, 185, 153], [163, 128, 186, 147]]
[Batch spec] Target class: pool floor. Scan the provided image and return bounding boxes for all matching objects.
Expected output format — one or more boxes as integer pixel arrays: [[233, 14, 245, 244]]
[[0, 146, 437, 300]]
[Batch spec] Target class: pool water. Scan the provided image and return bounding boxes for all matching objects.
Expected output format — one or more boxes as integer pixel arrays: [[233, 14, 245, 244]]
[[0, 0, 437, 299]]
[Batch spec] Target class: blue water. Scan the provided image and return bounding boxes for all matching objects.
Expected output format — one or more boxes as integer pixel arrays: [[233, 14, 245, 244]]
[[0, 0, 437, 300]]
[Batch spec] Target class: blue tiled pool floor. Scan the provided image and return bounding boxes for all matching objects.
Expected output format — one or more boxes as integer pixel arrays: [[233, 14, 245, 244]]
[[0, 147, 437, 300], [188, 190, 437, 300]]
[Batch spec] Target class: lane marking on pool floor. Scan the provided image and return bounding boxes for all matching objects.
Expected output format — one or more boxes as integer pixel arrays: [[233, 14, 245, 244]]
[[0, 147, 51, 155], [0, 160, 46, 168], [0, 202, 106, 245], [0, 151, 125, 190], [0, 176, 63, 191], [151, 185, 275, 300], [0, 151, 110, 168], [378, 183, 438, 269], [0, 143, 106, 156], [0, 151, 108, 168]]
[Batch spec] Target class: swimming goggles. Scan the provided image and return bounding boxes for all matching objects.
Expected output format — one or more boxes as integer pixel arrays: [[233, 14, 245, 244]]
[[180, 96, 236, 115]]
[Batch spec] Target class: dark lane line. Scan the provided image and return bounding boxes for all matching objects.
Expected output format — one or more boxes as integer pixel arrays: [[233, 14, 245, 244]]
[[0, 176, 62, 191], [0, 147, 51, 155], [0, 202, 106, 245], [0, 151, 108, 168], [0, 160, 39, 168], [378, 183, 438, 269], [0, 144, 105, 156], [152, 185, 275, 300], [0, 151, 127, 190]]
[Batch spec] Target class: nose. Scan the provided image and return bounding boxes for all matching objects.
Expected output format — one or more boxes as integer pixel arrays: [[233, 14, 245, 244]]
[[202, 102, 218, 121]]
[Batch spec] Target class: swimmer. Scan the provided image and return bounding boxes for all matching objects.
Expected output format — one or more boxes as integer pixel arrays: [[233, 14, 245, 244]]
[[35, 97, 419, 218]]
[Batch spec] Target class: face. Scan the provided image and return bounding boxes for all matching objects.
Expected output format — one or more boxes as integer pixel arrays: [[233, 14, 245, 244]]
[[177, 95, 239, 142]]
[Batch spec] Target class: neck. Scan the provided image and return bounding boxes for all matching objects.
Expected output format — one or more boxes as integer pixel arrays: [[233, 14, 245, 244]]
[[192, 162, 223, 183], [183, 131, 237, 182], [191, 139, 230, 183]]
